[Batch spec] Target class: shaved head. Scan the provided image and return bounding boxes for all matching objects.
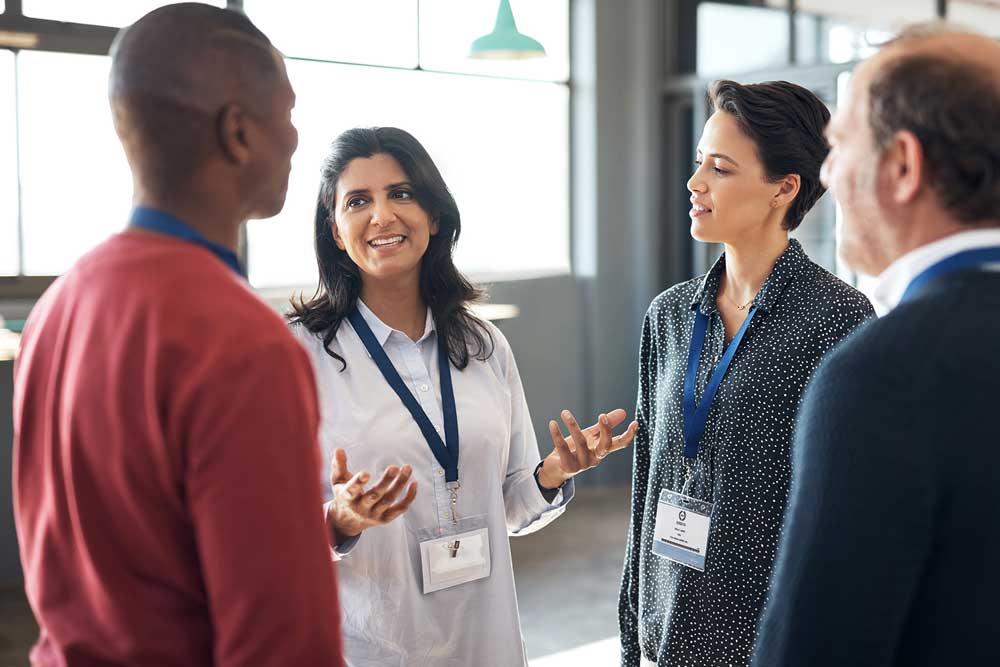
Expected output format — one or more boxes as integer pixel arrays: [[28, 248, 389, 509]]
[[109, 3, 287, 194]]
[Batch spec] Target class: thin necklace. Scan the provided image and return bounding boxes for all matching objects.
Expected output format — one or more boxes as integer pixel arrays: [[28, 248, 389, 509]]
[[723, 288, 756, 311]]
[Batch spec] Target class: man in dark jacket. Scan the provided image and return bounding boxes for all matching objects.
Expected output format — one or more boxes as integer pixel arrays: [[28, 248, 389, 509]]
[[752, 24, 1000, 667]]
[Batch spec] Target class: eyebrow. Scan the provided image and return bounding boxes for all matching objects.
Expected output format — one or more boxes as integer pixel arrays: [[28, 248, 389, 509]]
[[709, 152, 739, 167], [696, 150, 740, 167]]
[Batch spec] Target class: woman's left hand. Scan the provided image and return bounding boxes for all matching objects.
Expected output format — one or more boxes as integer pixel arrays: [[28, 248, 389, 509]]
[[537, 408, 639, 489]]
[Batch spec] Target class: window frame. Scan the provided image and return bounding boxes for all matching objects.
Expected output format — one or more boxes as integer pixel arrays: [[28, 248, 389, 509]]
[[0, 0, 574, 300]]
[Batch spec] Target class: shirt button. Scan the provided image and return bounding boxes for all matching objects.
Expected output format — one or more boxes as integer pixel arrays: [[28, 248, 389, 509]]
[[436, 469, 444, 477], [420, 384, 430, 392]]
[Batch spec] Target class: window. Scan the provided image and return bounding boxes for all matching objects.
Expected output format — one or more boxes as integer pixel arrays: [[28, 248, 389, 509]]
[[243, 0, 418, 68], [16, 52, 132, 275], [247, 59, 570, 287], [22, 0, 225, 27], [0, 50, 16, 275], [2, 1, 572, 285], [951, 1, 1000, 38], [697, 4, 795, 76]]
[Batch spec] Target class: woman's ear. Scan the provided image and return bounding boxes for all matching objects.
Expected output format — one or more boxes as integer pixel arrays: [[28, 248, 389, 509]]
[[331, 219, 346, 251], [773, 174, 801, 209], [430, 216, 440, 236]]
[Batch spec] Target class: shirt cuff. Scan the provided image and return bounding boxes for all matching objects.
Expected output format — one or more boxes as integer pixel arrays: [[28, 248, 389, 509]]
[[324, 501, 362, 562], [534, 474, 576, 510]]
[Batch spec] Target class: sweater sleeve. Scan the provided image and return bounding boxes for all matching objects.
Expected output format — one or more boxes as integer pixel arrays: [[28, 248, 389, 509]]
[[180, 338, 344, 667], [751, 339, 936, 667], [619, 310, 656, 667]]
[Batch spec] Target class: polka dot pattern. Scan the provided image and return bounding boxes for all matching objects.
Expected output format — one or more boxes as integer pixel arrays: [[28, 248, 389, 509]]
[[619, 240, 875, 666]]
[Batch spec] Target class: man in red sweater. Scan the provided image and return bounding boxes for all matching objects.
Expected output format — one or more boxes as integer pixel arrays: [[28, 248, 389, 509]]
[[12, 4, 343, 666]]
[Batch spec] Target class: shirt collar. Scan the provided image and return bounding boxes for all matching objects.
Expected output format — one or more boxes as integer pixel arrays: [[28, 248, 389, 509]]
[[355, 299, 436, 348], [690, 238, 806, 315], [871, 228, 1000, 315]]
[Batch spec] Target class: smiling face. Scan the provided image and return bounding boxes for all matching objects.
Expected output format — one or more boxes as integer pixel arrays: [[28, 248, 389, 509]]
[[331, 152, 439, 288], [687, 110, 787, 246]]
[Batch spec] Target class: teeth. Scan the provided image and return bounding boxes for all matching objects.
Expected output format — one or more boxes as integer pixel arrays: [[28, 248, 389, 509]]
[[370, 235, 404, 247]]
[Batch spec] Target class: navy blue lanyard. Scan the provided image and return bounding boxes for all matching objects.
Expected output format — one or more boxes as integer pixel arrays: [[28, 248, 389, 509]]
[[900, 246, 1000, 304], [682, 307, 758, 460], [129, 206, 245, 277], [347, 308, 460, 485]]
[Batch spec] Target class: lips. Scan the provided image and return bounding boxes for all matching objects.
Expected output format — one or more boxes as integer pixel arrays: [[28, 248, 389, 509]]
[[690, 201, 712, 218]]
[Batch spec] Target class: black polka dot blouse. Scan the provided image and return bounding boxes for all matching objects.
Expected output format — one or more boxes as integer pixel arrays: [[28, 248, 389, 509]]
[[619, 239, 874, 666]]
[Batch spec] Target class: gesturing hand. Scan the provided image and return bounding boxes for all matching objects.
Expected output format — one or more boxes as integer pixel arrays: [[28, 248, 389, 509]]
[[325, 448, 418, 544], [537, 408, 639, 489]]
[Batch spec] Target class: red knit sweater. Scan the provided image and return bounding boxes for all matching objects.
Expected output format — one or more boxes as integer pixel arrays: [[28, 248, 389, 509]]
[[13, 230, 342, 667]]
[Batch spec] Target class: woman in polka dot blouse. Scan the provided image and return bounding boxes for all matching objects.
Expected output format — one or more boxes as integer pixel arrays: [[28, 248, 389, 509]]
[[618, 80, 875, 667]]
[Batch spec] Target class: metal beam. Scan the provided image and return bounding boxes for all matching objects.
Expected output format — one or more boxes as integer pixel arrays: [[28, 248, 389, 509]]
[[0, 16, 118, 56]]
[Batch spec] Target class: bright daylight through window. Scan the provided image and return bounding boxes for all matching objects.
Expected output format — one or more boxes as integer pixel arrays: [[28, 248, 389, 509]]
[[1, 1, 571, 287]]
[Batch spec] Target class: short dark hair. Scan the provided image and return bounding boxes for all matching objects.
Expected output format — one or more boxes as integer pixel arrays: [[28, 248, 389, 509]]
[[109, 3, 280, 189], [708, 80, 831, 231], [868, 52, 1000, 224], [288, 127, 494, 370]]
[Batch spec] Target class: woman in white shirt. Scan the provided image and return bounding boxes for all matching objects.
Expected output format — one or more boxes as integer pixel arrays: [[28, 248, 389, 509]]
[[289, 126, 637, 666]]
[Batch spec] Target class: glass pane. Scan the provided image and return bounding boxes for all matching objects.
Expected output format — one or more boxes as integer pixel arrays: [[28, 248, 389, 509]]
[[23, 0, 225, 27], [247, 59, 570, 288], [17, 52, 132, 275], [778, 0, 938, 27], [419, 0, 569, 82], [243, 0, 418, 68], [951, 2, 1000, 38], [697, 3, 790, 76], [0, 50, 17, 276]]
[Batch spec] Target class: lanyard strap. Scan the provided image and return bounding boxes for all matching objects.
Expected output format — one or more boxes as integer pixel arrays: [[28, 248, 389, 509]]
[[900, 246, 1000, 304], [347, 308, 460, 484], [682, 307, 758, 459], [129, 206, 244, 277]]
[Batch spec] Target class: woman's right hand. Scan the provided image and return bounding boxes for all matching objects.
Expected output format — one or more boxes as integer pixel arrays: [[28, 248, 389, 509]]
[[326, 448, 418, 544]]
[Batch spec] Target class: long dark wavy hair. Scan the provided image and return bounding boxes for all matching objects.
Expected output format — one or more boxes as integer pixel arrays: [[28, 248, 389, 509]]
[[288, 126, 494, 370]]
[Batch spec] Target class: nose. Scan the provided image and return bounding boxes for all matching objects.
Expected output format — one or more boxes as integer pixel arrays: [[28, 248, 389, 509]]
[[687, 166, 707, 195], [370, 199, 398, 227]]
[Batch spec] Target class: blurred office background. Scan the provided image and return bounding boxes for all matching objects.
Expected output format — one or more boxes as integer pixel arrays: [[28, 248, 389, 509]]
[[2, 1, 999, 664]]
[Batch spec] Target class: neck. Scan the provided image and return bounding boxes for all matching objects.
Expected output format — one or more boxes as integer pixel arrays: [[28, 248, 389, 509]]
[[885, 213, 1000, 271], [721, 229, 790, 304], [361, 274, 426, 342], [133, 181, 243, 253]]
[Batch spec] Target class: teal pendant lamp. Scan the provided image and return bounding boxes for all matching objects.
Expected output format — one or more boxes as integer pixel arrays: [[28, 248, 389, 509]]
[[469, 0, 546, 60]]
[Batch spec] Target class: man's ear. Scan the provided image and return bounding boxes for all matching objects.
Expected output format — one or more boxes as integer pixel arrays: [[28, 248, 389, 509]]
[[217, 103, 252, 165], [886, 129, 924, 206]]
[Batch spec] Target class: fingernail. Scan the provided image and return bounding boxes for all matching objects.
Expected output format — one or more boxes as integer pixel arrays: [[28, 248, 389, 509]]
[[562, 410, 570, 418]]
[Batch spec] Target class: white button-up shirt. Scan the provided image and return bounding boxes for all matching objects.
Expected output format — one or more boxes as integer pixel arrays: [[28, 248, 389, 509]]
[[872, 229, 1000, 315], [293, 301, 574, 666]]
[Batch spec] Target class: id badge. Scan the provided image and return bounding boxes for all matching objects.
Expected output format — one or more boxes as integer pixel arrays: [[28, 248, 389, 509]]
[[651, 489, 713, 571], [418, 519, 491, 594]]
